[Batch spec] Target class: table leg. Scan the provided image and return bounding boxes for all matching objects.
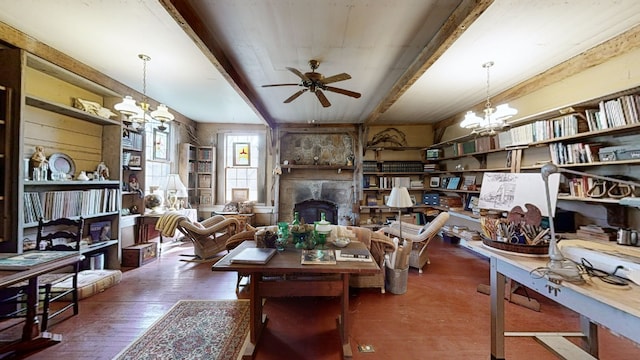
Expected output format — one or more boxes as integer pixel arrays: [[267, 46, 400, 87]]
[[339, 273, 353, 358], [23, 277, 39, 341], [490, 257, 505, 360], [243, 273, 265, 359]]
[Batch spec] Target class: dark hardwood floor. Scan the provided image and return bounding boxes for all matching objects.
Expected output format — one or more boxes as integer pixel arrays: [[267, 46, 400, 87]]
[[17, 237, 640, 359]]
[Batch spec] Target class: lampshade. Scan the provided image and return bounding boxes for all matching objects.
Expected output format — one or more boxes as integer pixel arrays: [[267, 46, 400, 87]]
[[386, 187, 413, 208], [165, 174, 187, 197], [114, 54, 174, 130]]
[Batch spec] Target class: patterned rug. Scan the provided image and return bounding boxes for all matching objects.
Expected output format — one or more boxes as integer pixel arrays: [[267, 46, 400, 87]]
[[113, 300, 250, 360]]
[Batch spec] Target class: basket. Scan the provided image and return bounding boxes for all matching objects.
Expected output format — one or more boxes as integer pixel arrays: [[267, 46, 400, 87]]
[[481, 237, 549, 255]]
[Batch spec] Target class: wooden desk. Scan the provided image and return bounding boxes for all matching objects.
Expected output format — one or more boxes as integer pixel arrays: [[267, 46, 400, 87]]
[[463, 240, 640, 359], [0, 252, 83, 353], [212, 241, 380, 359]]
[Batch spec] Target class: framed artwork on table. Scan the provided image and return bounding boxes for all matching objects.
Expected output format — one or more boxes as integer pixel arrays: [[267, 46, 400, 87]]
[[153, 129, 168, 161], [231, 188, 250, 202], [233, 142, 251, 166], [465, 195, 480, 212]]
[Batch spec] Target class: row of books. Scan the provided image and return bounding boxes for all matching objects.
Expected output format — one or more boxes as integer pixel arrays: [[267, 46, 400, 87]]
[[196, 161, 212, 172], [363, 176, 411, 189], [362, 161, 379, 172], [506, 114, 586, 145], [591, 94, 640, 130], [198, 174, 212, 188], [380, 161, 424, 173], [566, 176, 598, 198], [423, 164, 438, 172], [122, 130, 143, 151], [24, 188, 120, 224], [548, 142, 602, 165], [198, 148, 213, 161], [450, 136, 499, 156]]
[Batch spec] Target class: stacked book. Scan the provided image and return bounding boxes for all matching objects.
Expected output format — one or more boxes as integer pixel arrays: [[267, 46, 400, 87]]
[[575, 225, 617, 241], [335, 248, 372, 262]]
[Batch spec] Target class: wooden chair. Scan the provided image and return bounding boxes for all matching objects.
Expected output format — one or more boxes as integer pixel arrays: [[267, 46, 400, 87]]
[[0, 217, 83, 332], [174, 215, 240, 261]]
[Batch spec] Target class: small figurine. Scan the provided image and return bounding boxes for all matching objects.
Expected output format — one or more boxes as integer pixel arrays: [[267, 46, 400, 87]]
[[96, 161, 109, 180], [30, 145, 48, 169]]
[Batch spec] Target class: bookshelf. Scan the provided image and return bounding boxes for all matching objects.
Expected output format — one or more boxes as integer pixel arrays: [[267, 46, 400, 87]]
[[427, 86, 640, 229], [0, 48, 122, 269], [0, 84, 11, 245], [179, 143, 198, 207], [196, 146, 215, 214]]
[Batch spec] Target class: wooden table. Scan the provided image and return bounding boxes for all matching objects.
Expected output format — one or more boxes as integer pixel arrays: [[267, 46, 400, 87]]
[[0, 252, 84, 354], [463, 240, 640, 359], [212, 241, 380, 359]]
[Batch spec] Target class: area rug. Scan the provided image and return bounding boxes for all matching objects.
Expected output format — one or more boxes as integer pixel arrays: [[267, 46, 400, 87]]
[[113, 299, 250, 360]]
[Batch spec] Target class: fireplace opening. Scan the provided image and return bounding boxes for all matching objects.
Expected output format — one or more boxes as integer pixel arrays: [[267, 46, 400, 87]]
[[294, 199, 338, 224]]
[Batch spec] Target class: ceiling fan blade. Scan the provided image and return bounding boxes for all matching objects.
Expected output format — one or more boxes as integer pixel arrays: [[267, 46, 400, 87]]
[[286, 67, 310, 82], [321, 73, 351, 84], [315, 89, 331, 108], [324, 86, 362, 98], [284, 89, 308, 103], [262, 83, 300, 87]]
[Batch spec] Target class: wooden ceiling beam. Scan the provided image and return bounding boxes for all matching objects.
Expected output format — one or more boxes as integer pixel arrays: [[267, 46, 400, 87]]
[[434, 23, 640, 130], [364, 0, 494, 126], [161, 0, 275, 129]]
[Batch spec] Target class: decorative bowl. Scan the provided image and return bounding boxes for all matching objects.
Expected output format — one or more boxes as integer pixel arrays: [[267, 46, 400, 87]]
[[333, 237, 351, 248]]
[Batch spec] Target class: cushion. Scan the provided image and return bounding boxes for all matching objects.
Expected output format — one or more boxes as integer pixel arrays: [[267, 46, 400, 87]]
[[238, 201, 255, 214], [222, 202, 238, 212], [53, 269, 122, 300]]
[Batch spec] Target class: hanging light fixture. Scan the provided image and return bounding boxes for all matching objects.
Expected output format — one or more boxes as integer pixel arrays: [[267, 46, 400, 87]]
[[460, 61, 517, 135], [115, 54, 174, 131]]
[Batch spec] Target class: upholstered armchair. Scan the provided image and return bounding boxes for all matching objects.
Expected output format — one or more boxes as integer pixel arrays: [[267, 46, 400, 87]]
[[158, 213, 240, 261]]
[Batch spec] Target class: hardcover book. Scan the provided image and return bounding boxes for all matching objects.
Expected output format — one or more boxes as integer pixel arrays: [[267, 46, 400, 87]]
[[301, 249, 336, 265], [335, 249, 373, 262], [0, 251, 77, 270], [231, 247, 277, 265]]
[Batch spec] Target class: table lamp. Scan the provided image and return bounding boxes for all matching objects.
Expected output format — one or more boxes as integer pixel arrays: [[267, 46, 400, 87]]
[[165, 174, 188, 211], [386, 186, 414, 241], [541, 163, 640, 281]]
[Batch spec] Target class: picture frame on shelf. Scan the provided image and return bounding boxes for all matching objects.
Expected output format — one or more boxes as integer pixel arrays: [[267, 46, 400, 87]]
[[464, 195, 480, 212], [231, 188, 250, 202], [430, 176, 440, 188], [462, 175, 477, 190], [128, 155, 141, 167], [447, 177, 461, 190]]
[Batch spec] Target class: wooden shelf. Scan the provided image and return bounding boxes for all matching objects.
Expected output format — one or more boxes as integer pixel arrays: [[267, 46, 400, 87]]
[[26, 95, 120, 126], [80, 239, 118, 254], [282, 164, 353, 170], [23, 211, 121, 228]]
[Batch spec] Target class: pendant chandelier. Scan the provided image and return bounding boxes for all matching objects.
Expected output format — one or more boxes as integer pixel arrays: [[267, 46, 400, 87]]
[[460, 61, 517, 135], [115, 54, 174, 131]]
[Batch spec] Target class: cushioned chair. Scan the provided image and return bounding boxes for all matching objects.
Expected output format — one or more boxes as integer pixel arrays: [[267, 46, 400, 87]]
[[379, 211, 449, 273], [0, 217, 83, 332], [169, 214, 240, 261]]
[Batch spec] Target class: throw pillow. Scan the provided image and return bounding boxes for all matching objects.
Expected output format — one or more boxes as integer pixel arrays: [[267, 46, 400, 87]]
[[238, 200, 255, 214], [222, 201, 238, 213]]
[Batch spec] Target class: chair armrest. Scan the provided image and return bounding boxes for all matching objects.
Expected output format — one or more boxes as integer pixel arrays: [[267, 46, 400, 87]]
[[225, 230, 257, 250]]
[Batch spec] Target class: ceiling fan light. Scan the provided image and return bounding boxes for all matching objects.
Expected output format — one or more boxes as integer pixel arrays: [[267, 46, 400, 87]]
[[114, 95, 141, 117], [151, 104, 175, 122]]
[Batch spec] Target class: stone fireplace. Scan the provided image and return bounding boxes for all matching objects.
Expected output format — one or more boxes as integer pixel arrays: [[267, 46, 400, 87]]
[[277, 131, 358, 225]]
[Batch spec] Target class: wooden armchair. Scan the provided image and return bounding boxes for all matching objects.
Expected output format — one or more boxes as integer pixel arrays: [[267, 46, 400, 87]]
[[173, 215, 240, 261], [379, 211, 449, 273]]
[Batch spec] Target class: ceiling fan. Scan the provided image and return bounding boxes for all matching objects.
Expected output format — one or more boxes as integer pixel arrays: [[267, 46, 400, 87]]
[[262, 60, 361, 107]]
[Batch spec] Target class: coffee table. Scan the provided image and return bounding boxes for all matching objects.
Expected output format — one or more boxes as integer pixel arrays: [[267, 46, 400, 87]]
[[212, 240, 380, 359]]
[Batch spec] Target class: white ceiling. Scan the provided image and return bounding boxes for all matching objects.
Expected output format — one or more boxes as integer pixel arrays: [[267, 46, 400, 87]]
[[1, 0, 640, 128]]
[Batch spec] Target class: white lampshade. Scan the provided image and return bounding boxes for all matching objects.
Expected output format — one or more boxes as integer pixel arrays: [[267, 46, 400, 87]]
[[165, 174, 187, 196], [151, 104, 175, 122], [114, 96, 141, 117], [386, 187, 413, 208]]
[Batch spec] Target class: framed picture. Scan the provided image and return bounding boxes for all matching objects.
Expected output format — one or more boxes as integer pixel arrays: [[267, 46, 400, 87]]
[[233, 142, 250, 166], [89, 221, 112, 243], [231, 188, 249, 202], [153, 129, 168, 161], [128, 155, 141, 167], [429, 177, 440, 188], [447, 177, 461, 190], [462, 175, 477, 190], [464, 195, 480, 212]]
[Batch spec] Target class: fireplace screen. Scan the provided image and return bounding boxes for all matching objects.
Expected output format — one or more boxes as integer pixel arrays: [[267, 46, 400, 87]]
[[294, 199, 338, 224]]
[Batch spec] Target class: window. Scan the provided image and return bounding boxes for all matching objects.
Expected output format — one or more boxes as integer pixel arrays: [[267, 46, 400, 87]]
[[224, 134, 261, 202]]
